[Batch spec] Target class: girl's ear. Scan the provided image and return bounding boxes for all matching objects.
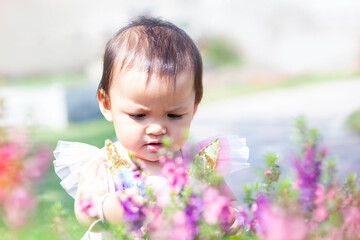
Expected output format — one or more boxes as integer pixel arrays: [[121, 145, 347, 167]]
[[97, 89, 113, 122], [192, 102, 199, 119]]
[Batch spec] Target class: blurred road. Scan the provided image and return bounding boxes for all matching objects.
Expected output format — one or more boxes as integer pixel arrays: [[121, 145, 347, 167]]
[[191, 78, 360, 198]]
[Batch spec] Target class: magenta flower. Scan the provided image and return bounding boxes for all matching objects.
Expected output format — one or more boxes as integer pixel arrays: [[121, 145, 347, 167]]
[[172, 210, 193, 240], [79, 196, 97, 218], [161, 156, 187, 194], [118, 190, 146, 230], [264, 169, 272, 175], [257, 205, 308, 240], [342, 206, 360, 239], [292, 146, 321, 212], [236, 207, 249, 228], [23, 146, 51, 180], [3, 187, 35, 227], [313, 184, 328, 222], [131, 161, 146, 180], [0, 128, 51, 229], [203, 187, 232, 230], [184, 194, 203, 235]]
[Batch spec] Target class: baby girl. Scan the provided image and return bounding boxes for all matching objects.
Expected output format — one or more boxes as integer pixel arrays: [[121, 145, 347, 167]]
[[54, 16, 249, 239]]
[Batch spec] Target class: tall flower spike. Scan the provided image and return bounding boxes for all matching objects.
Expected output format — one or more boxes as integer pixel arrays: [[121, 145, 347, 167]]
[[105, 139, 131, 174]]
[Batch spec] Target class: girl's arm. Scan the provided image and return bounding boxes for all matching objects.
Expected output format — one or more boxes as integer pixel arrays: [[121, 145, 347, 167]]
[[74, 189, 124, 227], [73, 157, 125, 228]]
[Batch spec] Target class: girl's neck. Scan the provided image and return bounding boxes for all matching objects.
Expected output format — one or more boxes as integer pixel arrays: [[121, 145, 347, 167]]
[[141, 160, 163, 176], [137, 149, 184, 177]]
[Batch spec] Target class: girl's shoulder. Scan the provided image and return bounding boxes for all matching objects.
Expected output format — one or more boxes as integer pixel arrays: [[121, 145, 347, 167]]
[[53, 140, 131, 198], [183, 135, 250, 176]]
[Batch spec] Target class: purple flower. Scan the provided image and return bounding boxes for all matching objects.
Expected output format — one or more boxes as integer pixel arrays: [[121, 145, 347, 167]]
[[184, 194, 203, 235], [292, 146, 321, 212], [244, 193, 270, 233], [118, 190, 146, 230], [114, 167, 145, 195]]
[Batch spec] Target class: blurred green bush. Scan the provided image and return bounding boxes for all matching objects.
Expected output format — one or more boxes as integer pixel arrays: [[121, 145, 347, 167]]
[[200, 37, 241, 68], [347, 108, 360, 133]]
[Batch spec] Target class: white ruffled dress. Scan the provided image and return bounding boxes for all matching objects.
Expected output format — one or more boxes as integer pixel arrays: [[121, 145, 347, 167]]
[[53, 136, 249, 239]]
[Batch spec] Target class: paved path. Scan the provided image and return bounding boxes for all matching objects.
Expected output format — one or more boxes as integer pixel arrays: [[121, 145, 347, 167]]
[[190, 78, 360, 198]]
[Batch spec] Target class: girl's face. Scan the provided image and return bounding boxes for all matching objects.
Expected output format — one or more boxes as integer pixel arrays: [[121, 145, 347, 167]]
[[99, 69, 198, 162]]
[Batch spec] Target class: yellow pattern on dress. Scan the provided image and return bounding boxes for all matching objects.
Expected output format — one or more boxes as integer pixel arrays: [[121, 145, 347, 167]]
[[105, 139, 132, 175], [187, 138, 220, 178]]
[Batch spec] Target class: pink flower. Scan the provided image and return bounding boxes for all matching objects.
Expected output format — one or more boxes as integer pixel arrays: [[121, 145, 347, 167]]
[[172, 210, 193, 240], [155, 184, 172, 208], [23, 146, 51, 180], [251, 203, 258, 213], [320, 146, 327, 158], [3, 187, 35, 227], [314, 184, 325, 205], [264, 169, 272, 175], [313, 184, 328, 222], [79, 197, 97, 218], [203, 188, 231, 229], [258, 205, 308, 240], [342, 194, 352, 208], [342, 206, 360, 239], [149, 210, 193, 240], [161, 157, 187, 194], [313, 205, 328, 222]]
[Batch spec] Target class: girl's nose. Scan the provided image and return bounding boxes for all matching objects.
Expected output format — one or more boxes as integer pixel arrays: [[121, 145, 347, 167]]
[[145, 123, 167, 135]]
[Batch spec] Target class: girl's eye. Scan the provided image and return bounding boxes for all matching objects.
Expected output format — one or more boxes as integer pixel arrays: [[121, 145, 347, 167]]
[[168, 113, 183, 119], [129, 114, 146, 120]]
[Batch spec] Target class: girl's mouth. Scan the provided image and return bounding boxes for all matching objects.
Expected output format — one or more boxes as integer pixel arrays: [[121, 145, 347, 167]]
[[145, 142, 163, 152]]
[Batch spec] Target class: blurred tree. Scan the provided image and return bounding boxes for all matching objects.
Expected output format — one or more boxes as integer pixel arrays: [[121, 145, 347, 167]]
[[200, 37, 242, 68]]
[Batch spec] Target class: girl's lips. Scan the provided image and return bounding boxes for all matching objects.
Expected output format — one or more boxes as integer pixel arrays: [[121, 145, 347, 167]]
[[145, 143, 163, 152]]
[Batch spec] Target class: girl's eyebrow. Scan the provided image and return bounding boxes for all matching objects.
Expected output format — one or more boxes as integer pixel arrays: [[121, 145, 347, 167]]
[[166, 104, 188, 112], [127, 102, 150, 112]]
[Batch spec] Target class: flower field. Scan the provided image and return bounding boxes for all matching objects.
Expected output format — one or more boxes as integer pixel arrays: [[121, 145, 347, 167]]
[[0, 115, 359, 239]]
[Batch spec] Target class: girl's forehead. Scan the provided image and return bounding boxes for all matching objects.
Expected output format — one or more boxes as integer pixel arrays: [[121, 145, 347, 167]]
[[110, 69, 195, 104], [112, 69, 194, 92]]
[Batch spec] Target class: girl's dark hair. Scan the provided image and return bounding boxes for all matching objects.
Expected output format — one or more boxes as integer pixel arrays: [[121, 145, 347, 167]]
[[98, 16, 203, 104]]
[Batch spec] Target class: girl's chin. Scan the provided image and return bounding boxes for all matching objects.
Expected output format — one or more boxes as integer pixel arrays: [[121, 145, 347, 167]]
[[133, 153, 160, 162]]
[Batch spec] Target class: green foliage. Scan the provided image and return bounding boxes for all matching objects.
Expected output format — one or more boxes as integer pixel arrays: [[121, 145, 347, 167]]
[[30, 118, 115, 148], [243, 183, 256, 207], [262, 153, 281, 195], [104, 222, 133, 240], [344, 173, 358, 195], [201, 37, 241, 68], [321, 157, 337, 187], [347, 108, 360, 133], [2, 72, 85, 87], [292, 116, 320, 149]]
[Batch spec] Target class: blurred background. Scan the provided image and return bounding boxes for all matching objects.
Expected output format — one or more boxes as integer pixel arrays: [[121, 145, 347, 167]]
[[1, 0, 360, 237]]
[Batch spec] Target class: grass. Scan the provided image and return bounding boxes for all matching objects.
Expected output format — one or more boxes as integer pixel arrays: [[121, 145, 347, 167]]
[[1, 72, 86, 88], [8, 118, 117, 238], [30, 118, 116, 148]]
